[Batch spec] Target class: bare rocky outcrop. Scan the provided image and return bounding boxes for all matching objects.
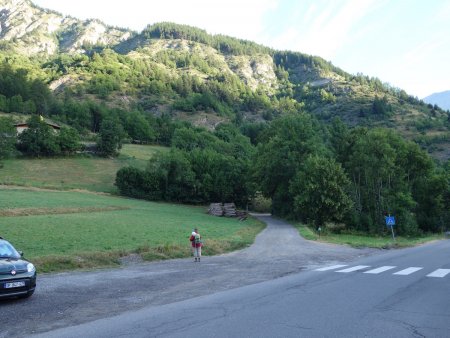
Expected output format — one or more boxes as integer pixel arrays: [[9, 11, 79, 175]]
[[228, 54, 278, 92], [0, 0, 130, 55]]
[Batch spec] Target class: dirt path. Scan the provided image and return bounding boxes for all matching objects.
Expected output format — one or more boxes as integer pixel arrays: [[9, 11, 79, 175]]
[[1, 215, 377, 338]]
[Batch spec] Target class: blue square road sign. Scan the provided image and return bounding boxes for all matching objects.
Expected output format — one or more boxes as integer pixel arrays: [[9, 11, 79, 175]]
[[385, 216, 395, 226]]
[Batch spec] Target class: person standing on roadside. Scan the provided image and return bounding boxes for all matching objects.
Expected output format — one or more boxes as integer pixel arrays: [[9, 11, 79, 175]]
[[189, 228, 203, 262]]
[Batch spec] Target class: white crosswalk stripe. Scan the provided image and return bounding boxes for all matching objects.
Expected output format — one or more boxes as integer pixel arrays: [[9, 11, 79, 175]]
[[393, 267, 423, 275], [336, 265, 370, 273], [315, 265, 348, 271], [364, 266, 396, 274], [427, 269, 450, 278], [315, 265, 450, 278]]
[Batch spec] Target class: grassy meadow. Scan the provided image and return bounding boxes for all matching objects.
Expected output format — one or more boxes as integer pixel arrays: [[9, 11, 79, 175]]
[[0, 144, 168, 193], [0, 187, 264, 272]]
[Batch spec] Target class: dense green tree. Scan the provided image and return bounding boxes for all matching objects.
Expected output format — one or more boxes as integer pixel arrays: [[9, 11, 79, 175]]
[[253, 113, 326, 216], [96, 118, 125, 157], [30, 79, 52, 114], [115, 123, 254, 206], [8, 95, 24, 113], [89, 102, 107, 133], [240, 122, 268, 145], [123, 111, 155, 143], [115, 166, 163, 200], [172, 127, 218, 151], [153, 115, 181, 146], [344, 128, 438, 235], [0, 62, 52, 114], [189, 148, 252, 205], [57, 126, 82, 155], [0, 94, 7, 111], [328, 117, 352, 165], [146, 149, 196, 202], [17, 116, 60, 156], [61, 99, 91, 131], [290, 155, 353, 227], [414, 173, 448, 233], [372, 95, 392, 116], [0, 116, 17, 159], [347, 129, 398, 232]]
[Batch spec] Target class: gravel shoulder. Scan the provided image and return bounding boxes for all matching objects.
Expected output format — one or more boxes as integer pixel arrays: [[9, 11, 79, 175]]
[[0, 215, 377, 338]]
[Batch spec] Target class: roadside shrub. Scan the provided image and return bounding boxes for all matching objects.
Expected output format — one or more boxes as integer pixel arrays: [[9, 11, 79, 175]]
[[250, 192, 272, 213], [324, 222, 346, 234]]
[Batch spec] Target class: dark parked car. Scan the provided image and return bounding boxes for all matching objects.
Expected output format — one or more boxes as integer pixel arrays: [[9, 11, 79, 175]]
[[0, 237, 36, 299]]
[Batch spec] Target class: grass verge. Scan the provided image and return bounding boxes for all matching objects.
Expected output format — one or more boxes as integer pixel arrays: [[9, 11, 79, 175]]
[[295, 223, 444, 248]]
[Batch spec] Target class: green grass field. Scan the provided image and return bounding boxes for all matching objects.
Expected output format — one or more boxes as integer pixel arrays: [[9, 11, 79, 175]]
[[295, 223, 443, 248], [0, 188, 264, 272], [0, 144, 168, 193]]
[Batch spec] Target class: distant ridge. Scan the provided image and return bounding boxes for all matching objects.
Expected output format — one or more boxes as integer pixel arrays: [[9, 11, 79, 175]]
[[424, 90, 450, 111]]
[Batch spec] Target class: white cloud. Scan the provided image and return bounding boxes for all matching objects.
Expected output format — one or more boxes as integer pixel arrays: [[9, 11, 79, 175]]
[[402, 39, 446, 68], [268, 0, 380, 58], [435, 1, 450, 22]]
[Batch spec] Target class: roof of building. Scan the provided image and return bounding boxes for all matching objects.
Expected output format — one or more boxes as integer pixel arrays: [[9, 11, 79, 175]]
[[14, 122, 60, 129]]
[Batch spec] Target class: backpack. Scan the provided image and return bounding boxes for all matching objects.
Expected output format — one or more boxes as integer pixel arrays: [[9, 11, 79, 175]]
[[194, 233, 202, 245]]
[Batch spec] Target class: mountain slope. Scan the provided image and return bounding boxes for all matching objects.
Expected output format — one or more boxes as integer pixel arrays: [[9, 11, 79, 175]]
[[0, 0, 131, 55], [1, 0, 449, 160], [424, 90, 450, 111]]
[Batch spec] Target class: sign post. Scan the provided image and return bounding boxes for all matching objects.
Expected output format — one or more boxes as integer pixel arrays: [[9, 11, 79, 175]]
[[385, 215, 396, 241]]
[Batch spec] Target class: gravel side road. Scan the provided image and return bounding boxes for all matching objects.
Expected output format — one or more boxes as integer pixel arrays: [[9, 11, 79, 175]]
[[0, 215, 377, 337]]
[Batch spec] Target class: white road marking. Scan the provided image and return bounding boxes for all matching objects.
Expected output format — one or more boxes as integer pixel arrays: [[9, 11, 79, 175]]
[[315, 265, 348, 271], [426, 269, 450, 278], [336, 265, 370, 273], [393, 267, 423, 275], [364, 266, 396, 274]]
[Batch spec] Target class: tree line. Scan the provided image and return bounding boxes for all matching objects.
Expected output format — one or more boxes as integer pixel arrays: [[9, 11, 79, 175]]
[[2, 105, 449, 236], [115, 113, 450, 237], [116, 124, 254, 205]]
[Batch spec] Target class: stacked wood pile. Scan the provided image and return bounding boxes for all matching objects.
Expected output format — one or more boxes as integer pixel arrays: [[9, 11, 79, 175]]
[[236, 210, 248, 221], [223, 203, 237, 217], [208, 203, 247, 220], [208, 203, 223, 216]]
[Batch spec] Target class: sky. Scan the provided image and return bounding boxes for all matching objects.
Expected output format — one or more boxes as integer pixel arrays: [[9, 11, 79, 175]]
[[32, 0, 450, 99]]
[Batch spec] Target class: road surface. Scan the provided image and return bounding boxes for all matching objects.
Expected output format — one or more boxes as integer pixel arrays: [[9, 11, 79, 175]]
[[30, 238, 450, 337]]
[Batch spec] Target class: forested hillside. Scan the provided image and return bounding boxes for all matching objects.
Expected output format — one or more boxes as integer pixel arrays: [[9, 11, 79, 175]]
[[0, 0, 449, 236], [0, 0, 449, 158]]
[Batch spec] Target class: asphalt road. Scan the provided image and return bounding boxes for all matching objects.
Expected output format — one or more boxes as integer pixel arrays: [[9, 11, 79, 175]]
[[30, 239, 450, 338]]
